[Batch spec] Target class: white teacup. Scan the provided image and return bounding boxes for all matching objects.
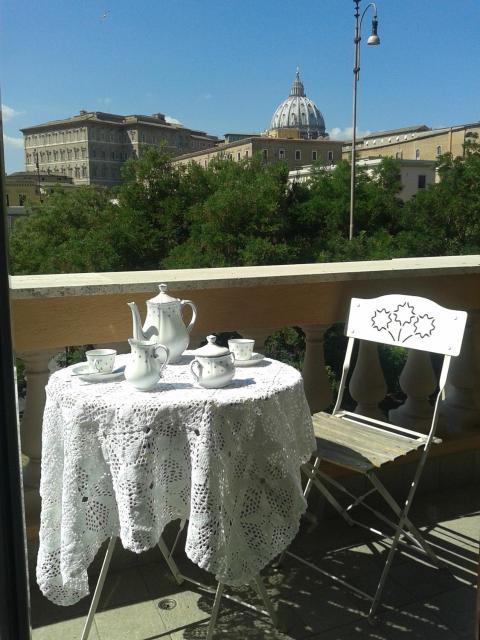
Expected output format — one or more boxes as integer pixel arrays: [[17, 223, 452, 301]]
[[86, 348, 117, 374], [228, 338, 255, 361]]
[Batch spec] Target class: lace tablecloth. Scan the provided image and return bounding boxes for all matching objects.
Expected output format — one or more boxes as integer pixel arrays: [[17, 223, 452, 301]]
[[37, 353, 316, 606]]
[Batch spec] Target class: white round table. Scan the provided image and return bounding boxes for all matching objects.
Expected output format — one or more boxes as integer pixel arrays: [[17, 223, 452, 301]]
[[37, 352, 316, 606]]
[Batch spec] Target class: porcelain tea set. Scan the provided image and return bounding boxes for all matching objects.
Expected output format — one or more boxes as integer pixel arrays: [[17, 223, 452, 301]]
[[74, 284, 263, 390]]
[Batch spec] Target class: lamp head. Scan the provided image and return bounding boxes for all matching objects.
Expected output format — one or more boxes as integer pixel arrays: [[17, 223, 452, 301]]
[[367, 17, 380, 45]]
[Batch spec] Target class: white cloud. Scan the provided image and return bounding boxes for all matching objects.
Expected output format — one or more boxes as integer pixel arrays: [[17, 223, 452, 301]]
[[329, 126, 371, 141], [2, 104, 24, 122], [165, 115, 182, 125], [3, 134, 24, 148]]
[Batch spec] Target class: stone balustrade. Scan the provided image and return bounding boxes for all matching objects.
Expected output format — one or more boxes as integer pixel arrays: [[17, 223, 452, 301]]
[[9, 255, 480, 523]]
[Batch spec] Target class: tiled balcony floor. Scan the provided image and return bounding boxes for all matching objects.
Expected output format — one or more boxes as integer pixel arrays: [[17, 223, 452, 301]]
[[30, 483, 479, 640]]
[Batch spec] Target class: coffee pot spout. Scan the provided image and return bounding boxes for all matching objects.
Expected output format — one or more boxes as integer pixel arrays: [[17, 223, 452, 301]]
[[128, 302, 147, 341]]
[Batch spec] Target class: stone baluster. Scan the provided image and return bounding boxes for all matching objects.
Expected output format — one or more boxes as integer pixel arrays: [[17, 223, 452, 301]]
[[440, 312, 480, 433], [349, 341, 387, 420], [17, 349, 60, 518], [301, 325, 333, 415], [389, 349, 437, 432]]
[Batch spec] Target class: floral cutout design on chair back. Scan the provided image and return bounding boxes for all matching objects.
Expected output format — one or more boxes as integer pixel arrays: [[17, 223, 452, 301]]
[[346, 294, 467, 357], [371, 302, 435, 344]]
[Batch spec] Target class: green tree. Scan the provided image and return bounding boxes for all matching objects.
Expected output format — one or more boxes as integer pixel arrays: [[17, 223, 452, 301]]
[[163, 155, 300, 268], [9, 186, 126, 274], [395, 137, 480, 256]]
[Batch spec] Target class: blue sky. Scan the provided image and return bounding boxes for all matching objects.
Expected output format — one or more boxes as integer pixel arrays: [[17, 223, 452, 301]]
[[1, 0, 479, 173]]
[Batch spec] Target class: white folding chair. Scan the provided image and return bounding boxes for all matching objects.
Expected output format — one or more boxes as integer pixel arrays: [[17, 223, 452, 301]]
[[294, 294, 467, 620]]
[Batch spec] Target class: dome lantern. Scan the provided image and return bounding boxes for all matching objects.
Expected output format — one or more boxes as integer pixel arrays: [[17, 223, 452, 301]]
[[268, 69, 326, 139]]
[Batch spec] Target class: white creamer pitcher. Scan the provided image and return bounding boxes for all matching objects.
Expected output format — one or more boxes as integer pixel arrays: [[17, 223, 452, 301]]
[[124, 339, 170, 391]]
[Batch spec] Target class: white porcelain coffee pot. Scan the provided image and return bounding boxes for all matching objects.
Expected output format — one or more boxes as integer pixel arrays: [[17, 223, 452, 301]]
[[124, 339, 170, 391], [190, 335, 235, 389], [128, 284, 197, 363]]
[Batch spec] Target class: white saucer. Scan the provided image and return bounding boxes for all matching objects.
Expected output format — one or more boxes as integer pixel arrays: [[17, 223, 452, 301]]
[[234, 353, 265, 367], [71, 363, 125, 383]]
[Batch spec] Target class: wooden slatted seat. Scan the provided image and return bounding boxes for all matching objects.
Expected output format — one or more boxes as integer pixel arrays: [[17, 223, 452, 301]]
[[313, 411, 430, 472]]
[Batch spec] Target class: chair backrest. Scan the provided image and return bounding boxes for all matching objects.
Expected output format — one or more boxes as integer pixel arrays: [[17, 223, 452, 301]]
[[346, 294, 467, 356]]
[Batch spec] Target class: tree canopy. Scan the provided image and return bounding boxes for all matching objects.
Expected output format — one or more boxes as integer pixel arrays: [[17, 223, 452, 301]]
[[9, 139, 480, 275]]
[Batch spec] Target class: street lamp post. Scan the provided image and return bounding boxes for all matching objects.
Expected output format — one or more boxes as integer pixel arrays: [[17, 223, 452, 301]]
[[349, 0, 380, 241]]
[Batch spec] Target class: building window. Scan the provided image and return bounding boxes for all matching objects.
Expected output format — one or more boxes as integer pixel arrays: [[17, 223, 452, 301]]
[[436, 145, 442, 157], [74, 167, 80, 178], [262, 149, 268, 161], [395, 151, 403, 159], [415, 148, 420, 160], [82, 166, 87, 178], [295, 150, 301, 160], [111, 151, 115, 160], [244, 150, 249, 158], [91, 165, 97, 178], [418, 174, 426, 189], [312, 151, 317, 161], [141, 133, 146, 143], [327, 150, 334, 162], [279, 149, 285, 160], [237, 152, 241, 161]]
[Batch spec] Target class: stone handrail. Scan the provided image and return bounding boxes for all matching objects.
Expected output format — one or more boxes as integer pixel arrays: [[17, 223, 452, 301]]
[[10, 255, 480, 524]]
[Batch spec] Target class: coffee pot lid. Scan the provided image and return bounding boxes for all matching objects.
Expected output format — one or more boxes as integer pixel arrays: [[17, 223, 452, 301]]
[[148, 283, 178, 305], [195, 335, 231, 357]]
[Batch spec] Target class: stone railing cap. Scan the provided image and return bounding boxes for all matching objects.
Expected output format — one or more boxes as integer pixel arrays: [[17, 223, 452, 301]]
[[9, 255, 480, 299]]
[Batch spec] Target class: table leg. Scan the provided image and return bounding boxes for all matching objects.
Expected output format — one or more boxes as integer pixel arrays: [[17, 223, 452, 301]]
[[169, 518, 187, 557], [80, 536, 116, 640], [157, 536, 184, 585], [205, 581, 225, 640], [251, 575, 278, 627]]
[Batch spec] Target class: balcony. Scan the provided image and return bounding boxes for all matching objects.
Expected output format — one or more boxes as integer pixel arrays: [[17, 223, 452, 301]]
[[10, 255, 480, 639]]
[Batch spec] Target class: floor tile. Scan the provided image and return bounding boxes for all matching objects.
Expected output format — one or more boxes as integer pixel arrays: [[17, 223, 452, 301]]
[[98, 566, 150, 610], [32, 616, 100, 640], [95, 601, 170, 640], [425, 584, 477, 637]]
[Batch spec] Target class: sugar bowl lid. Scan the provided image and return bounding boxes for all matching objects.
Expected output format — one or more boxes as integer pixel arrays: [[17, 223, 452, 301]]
[[195, 335, 231, 357], [148, 283, 178, 305]]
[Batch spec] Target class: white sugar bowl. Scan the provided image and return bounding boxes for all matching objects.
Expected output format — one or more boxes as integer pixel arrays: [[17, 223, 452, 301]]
[[190, 335, 235, 388]]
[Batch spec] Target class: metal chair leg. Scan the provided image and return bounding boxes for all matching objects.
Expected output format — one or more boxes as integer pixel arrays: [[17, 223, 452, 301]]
[[205, 582, 224, 640], [81, 536, 117, 640], [369, 519, 405, 620], [367, 472, 443, 566]]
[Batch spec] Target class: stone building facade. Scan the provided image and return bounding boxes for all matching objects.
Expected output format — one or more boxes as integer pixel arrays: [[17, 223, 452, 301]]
[[21, 111, 218, 186], [174, 136, 343, 171], [343, 122, 480, 163], [289, 158, 436, 201], [5, 171, 74, 206]]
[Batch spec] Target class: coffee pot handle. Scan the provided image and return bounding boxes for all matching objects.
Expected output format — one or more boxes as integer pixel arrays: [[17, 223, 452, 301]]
[[190, 359, 201, 382], [181, 300, 197, 334], [153, 344, 170, 376]]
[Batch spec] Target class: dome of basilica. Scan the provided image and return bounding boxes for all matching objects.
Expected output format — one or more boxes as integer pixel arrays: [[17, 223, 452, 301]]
[[269, 69, 326, 139]]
